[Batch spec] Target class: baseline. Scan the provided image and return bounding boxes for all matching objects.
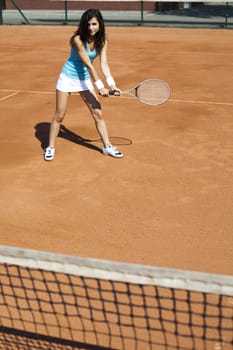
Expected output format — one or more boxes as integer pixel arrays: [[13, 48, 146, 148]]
[[0, 89, 233, 107]]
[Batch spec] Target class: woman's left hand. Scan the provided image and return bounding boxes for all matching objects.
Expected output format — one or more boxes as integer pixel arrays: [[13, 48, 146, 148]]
[[99, 87, 110, 97]]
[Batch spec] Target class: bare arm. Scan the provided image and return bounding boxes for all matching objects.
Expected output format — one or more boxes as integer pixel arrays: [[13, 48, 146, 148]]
[[99, 41, 112, 78], [100, 41, 120, 92], [73, 36, 99, 81], [73, 36, 108, 95]]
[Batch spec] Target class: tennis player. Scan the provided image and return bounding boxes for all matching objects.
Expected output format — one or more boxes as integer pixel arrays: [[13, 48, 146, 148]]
[[44, 9, 123, 161]]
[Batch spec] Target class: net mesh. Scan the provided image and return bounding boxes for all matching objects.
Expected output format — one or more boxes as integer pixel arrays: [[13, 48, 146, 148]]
[[0, 246, 232, 350]]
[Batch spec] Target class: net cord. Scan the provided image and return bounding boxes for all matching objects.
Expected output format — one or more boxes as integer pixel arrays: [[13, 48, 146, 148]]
[[0, 245, 232, 296]]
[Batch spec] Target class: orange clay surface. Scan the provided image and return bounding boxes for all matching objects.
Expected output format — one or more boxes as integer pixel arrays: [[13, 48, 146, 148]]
[[0, 25, 232, 275]]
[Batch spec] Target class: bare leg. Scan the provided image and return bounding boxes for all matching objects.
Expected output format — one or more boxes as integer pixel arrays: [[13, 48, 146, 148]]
[[80, 90, 110, 147], [45, 88, 123, 159], [48, 90, 70, 148]]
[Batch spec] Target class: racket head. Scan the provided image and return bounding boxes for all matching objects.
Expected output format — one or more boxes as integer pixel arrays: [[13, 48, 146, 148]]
[[135, 78, 170, 105]]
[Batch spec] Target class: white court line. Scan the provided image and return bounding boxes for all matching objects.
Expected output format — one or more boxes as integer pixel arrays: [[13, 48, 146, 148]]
[[0, 89, 233, 107], [0, 89, 55, 96], [0, 91, 19, 102], [169, 98, 233, 107], [18, 90, 55, 95], [110, 96, 233, 106]]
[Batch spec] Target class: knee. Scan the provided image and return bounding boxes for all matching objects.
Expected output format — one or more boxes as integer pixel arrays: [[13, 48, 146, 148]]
[[92, 109, 103, 121], [54, 111, 65, 123]]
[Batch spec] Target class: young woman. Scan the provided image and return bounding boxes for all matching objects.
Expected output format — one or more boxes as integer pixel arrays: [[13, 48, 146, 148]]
[[44, 9, 123, 161]]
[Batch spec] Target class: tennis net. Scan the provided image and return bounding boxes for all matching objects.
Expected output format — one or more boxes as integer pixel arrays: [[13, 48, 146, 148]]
[[0, 245, 232, 350]]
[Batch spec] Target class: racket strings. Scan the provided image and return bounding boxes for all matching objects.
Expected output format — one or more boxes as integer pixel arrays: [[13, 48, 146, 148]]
[[137, 80, 170, 105]]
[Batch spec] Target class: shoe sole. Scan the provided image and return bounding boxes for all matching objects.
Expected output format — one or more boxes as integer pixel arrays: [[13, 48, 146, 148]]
[[102, 151, 123, 158]]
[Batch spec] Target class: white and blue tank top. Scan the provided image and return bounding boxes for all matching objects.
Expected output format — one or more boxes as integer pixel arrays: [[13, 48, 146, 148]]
[[61, 42, 98, 80]]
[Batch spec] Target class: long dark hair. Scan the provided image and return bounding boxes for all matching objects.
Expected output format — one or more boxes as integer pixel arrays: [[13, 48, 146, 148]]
[[70, 9, 106, 53]]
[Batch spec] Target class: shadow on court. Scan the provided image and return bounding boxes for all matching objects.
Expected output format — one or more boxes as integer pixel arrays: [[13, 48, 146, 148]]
[[34, 122, 133, 154], [34, 122, 102, 153]]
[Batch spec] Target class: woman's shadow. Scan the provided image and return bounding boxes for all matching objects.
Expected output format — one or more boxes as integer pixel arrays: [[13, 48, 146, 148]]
[[34, 122, 102, 154]]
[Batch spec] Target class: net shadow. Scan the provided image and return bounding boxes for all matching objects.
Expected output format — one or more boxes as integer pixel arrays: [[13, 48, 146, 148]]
[[0, 326, 114, 350]]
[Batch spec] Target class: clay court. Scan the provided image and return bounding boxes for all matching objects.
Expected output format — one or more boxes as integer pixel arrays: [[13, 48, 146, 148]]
[[0, 24, 232, 278]]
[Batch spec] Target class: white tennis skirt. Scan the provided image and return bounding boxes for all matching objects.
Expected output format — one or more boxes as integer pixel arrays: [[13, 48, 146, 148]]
[[56, 73, 94, 92]]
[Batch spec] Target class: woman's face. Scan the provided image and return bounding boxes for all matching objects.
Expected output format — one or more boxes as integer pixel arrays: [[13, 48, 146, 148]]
[[88, 17, 100, 37]]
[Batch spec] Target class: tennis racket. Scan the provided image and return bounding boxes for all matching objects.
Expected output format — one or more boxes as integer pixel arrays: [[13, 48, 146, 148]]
[[109, 78, 170, 106]]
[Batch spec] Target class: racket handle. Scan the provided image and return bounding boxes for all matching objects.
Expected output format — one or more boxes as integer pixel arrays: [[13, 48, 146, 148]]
[[98, 90, 120, 96], [109, 90, 119, 95]]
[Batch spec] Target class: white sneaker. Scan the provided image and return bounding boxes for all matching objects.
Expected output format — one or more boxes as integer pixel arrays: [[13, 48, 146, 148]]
[[44, 147, 55, 161], [102, 144, 123, 158]]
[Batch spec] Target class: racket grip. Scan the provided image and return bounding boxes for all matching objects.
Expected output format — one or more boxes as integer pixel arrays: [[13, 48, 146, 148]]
[[98, 90, 120, 96], [109, 90, 119, 95]]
